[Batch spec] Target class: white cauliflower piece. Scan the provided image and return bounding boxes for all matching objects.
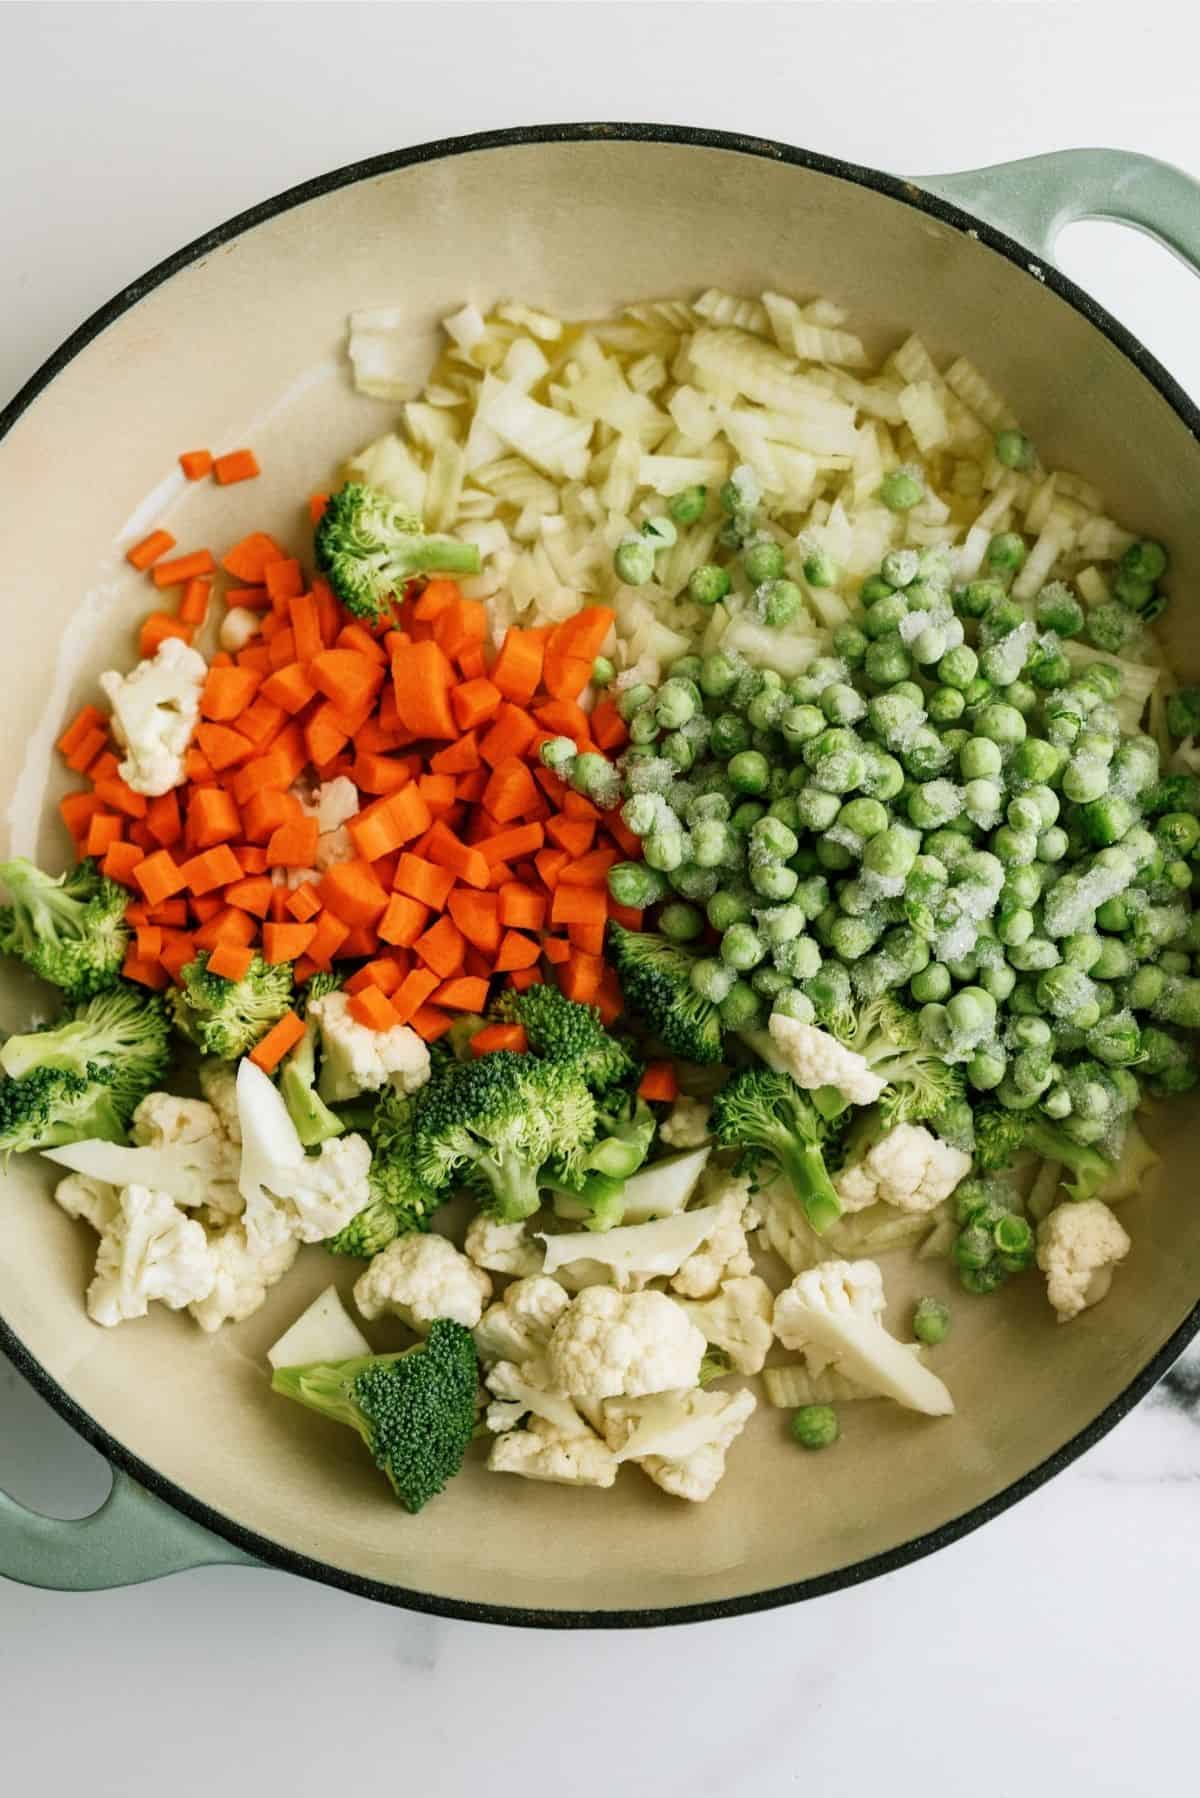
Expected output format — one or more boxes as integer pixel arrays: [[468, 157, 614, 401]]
[[316, 826, 355, 871], [602, 1386, 757, 1502], [1036, 1199, 1131, 1322], [676, 1276, 775, 1374], [464, 1214, 544, 1277], [130, 1091, 242, 1219], [308, 990, 430, 1102], [219, 606, 263, 655], [659, 1096, 712, 1149], [546, 1286, 706, 1400], [473, 1275, 571, 1366], [98, 636, 206, 796], [833, 1123, 971, 1216], [54, 1172, 118, 1233], [197, 1059, 242, 1144], [767, 1013, 887, 1107], [488, 1415, 619, 1488], [236, 1059, 372, 1252], [354, 1233, 492, 1332], [670, 1189, 754, 1299], [188, 1222, 299, 1333], [316, 777, 360, 834], [484, 1358, 591, 1435], [773, 1259, 954, 1416], [539, 1205, 726, 1288], [86, 1185, 216, 1327]]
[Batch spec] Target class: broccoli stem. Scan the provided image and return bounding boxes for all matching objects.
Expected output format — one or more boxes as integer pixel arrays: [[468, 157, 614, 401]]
[[397, 540, 482, 578], [1023, 1118, 1112, 1201], [475, 1149, 542, 1222], [767, 1129, 843, 1235]]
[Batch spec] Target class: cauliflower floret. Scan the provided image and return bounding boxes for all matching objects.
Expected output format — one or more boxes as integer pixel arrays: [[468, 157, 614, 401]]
[[484, 1357, 591, 1436], [308, 990, 431, 1102], [546, 1286, 706, 1401], [1036, 1199, 1131, 1322], [676, 1275, 775, 1374], [834, 1123, 971, 1216], [86, 1185, 216, 1328], [659, 1096, 712, 1149], [670, 1188, 754, 1299], [464, 1214, 545, 1277], [98, 636, 206, 797], [488, 1415, 619, 1488], [188, 1222, 299, 1333], [197, 1060, 242, 1144], [773, 1259, 954, 1416], [473, 1275, 572, 1366], [316, 826, 355, 871], [54, 1172, 119, 1233], [354, 1233, 492, 1332], [767, 1013, 887, 1107], [602, 1386, 757, 1503], [219, 607, 263, 654], [316, 777, 360, 834], [236, 1058, 372, 1252], [131, 1091, 242, 1220]]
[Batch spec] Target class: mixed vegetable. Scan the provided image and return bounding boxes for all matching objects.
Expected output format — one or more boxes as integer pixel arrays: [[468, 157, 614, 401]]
[[6, 284, 1197, 1514]]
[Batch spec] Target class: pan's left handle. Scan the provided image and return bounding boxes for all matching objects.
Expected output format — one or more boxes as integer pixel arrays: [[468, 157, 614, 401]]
[[0, 1469, 259, 1590], [914, 147, 1200, 278]]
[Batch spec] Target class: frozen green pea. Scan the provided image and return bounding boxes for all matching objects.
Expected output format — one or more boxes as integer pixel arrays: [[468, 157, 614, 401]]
[[655, 679, 699, 730], [719, 979, 762, 1031], [752, 964, 792, 999], [911, 961, 951, 1002], [863, 828, 919, 881], [859, 750, 905, 802], [643, 829, 686, 872], [692, 820, 736, 868], [986, 532, 1027, 574], [859, 573, 896, 606], [959, 736, 1003, 780], [980, 962, 1016, 1002], [838, 796, 889, 839], [751, 861, 800, 900], [751, 815, 799, 861], [1062, 756, 1109, 804], [879, 469, 924, 511], [607, 861, 671, 909], [744, 539, 787, 585], [1062, 931, 1103, 971], [614, 536, 656, 585], [707, 888, 754, 931], [698, 653, 738, 700], [974, 704, 1027, 746], [590, 655, 615, 688], [967, 1047, 1007, 1091], [1121, 539, 1168, 584], [659, 902, 704, 943], [938, 645, 979, 691], [688, 564, 732, 607], [997, 904, 1035, 946], [962, 777, 1000, 820], [670, 862, 720, 902], [828, 915, 878, 959], [1007, 936, 1060, 972], [907, 780, 961, 830], [928, 686, 965, 725], [863, 595, 909, 640], [832, 624, 868, 668], [621, 793, 660, 836], [954, 578, 1006, 620], [710, 713, 751, 759], [720, 922, 766, 970], [616, 684, 655, 723], [803, 547, 840, 588], [691, 957, 735, 1004], [762, 579, 804, 629], [993, 825, 1038, 865], [668, 484, 708, 526], [757, 903, 807, 947], [881, 547, 920, 588], [790, 1404, 839, 1450], [773, 988, 816, 1024], [821, 683, 867, 726], [995, 428, 1035, 470], [780, 704, 825, 749], [728, 750, 770, 795]]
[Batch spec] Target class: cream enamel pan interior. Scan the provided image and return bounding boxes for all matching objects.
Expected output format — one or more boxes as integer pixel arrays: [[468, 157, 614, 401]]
[[2, 127, 1199, 1625]]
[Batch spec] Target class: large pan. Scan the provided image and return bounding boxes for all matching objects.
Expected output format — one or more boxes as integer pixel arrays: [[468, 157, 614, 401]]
[[2, 126, 1199, 1627]]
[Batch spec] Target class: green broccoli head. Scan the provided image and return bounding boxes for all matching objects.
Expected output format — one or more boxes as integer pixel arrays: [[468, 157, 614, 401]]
[[710, 1067, 842, 1234], [0, 857, 130, 1001], [499, 982, 639, 1093], [800, 961, 856, 1040], [363, 1087, 446, 1235], [413, 1051, 596, 1222], [315, 482, 482, 624], [170, 952, 294, 1059], [0, 1062, 126, 1158], [271, 1319, 479, 1514], [325, 1197, 402, 1259], [0, 983, 171, 1126], [973, 1105, 1113, 1202], [607, 925, 723, 1064], [1139, 1025, 1198, 1096], [839, 994, 963, 1126], [1165, 687, 1200, 740]]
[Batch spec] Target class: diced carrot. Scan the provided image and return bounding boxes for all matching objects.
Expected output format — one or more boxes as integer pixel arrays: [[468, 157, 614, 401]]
[[595, 964, 623, 1027], [179, 844, 242, 895], [198, 666, 258, 726], [541, 934, 571, 965], [430, 733, 480, 776], [284, 882, 321, 923], [207, 942, 255, 982], [152, 549, 215, 589], [312, 578, 341, 646], [497, 882, 547, 931], [394, 853, 456, 910], [413, 913, 466, 980], [85, 812, 124, 858], [309, 494, 328, 526], [249, 1010, 306, 1072], [543, 818, 594, 860], [549, 606, 615, 662], [127, 820, 157, 853], [410, 1004, 453, 1043], [590, 696, 629, 753], [470, 1022, 528, 1056], [265, 816, 320, 868], [412, 579, 461, 622], [463, 945, 493, 982], [179, 577, 211, 627], [378, 892, 431, 948], [303, 700, 353, 768], [349, 787, 431, 862], [224, 874, 274, 918], [448, 678, 501, 734], [482, 757, 538, 825], [57, 705, 107, 758], [263, 922, 317, 964], [607, 899, 644, 931], [193, 906, 257, 951], [507, 966, 543, 993], [268, 885, 293, 924], [234, 845, 269, 875], [479, 703, 538, 767], [447, 889, 501, 957], [391, 639, 457, 739], [132, 850, 187, 907], [223, 532, 286, 583], [187, 787, 241, 849], [139, 612, 192, 658], [352, 751, 412, 795], [457, 645, 487, 680], [121, 948, 170, 990], [317, 860, 390, 927], [264, 558, 303, 606], [534, 698, 591, 742], [267, 625, 298, 668], [415, 773, 456, 817], [491, 627, 545, 705], [558, 951, 603, 1005], [432, 976, 489, 1013], [392, 966, 441, 1027], [558, 847, 619, 888], [639, 1062, 679, 1102], [606, 813, 644, 859], [214, 448, 261, 485], [455, 769, 488, 804], [494, 930, 540, 973], [126, 529, 176, 571], [425, 821, 490, 890], [486, 861, 515, 891], [345, 958, 404, 997], [257, 662, 315, 715], [190, 893, 225, 924], [335, 622, 389, 665], [305, 908, 351, 967], [550, 885, 608, 928], [179, 449, 213, 481], [226, 586, 271, 612], [344, 985, 400, 1032], [541, 653, 592, 702], [92, 776, 148, 820], [242, 789, 300, 843], [477, 822, 545, 867], [567, 919, 606, 956], [337, 925, 380, 959], [310, 648, 386, 717], [65, 729, 108, 781], [134, 924, 163, 960], [101, 840, 143, 885], [195, 722, 254, 772], [534, 847, 569, 890]]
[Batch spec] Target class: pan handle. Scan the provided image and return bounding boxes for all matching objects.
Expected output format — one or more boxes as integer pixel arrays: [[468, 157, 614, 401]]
[[0, 1469, 258, 1590], [915, 148, 1200, 277]]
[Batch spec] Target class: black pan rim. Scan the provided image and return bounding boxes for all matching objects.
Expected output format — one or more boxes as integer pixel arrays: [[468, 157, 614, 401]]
[[3, 119, 1198, 1630]]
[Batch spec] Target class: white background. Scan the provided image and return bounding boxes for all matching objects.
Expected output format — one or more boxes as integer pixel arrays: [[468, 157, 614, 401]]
[[3, 5, 1200, 1793]]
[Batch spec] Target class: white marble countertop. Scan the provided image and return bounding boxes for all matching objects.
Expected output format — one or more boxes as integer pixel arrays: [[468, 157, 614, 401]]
[[3, 5, 1200, 1793]]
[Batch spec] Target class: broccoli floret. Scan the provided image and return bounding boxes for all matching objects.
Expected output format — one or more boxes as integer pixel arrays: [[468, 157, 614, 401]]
[[800, 961, 857, 1039], [324, 1197, 402, 1259], [271, 1318, 479, 1513], [710, 1067, 842, 1234], [315, 483, 482, 624], [328, 1088, 446, 1258], [0, 983, 171, 1127], [413, 1052, 596, 1222], [497, 982, 639, 1093], [1145, 773, 1200, 816], [608, 925, 723, 1063], [838, 994, 964, 1126], [0, 1063, 126, 1157], [0, 857, 130, 1001], [280, 1018, 345, 1149], [542, 1092, 656, 1230], [1166, 686, 1200, 740], [973, 1106, 1113, 1201], [1139, 1025, 1198, 1096], [170, 952, 293, 1059]]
